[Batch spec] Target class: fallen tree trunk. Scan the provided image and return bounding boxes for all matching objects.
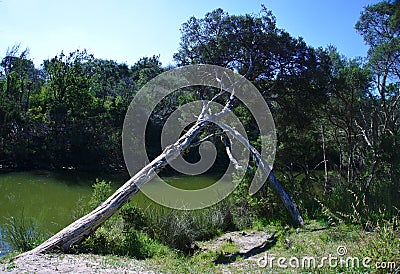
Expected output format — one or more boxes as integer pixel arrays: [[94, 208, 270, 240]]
[[17, 108, 303, 258]]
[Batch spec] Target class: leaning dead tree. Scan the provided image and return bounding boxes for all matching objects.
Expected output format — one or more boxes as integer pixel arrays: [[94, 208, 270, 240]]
[[17, 66, 303, 258]]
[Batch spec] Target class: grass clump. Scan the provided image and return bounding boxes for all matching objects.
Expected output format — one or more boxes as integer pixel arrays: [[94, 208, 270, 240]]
[[2, 213, 46, 252]]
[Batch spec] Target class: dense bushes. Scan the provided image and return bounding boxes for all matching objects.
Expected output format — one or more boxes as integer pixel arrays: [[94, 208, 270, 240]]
[[75, 179, 264, 256], [0, 49, 163, 171]]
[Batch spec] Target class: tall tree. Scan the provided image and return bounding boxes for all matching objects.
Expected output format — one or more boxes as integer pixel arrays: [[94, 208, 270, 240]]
[[174, 7, 331, 173], [41, 50, 98, 169], [0, 46, 44, 168], [355, 0, 400, 204], [1, 45, 39, 107], [321, 48, 374, 195]]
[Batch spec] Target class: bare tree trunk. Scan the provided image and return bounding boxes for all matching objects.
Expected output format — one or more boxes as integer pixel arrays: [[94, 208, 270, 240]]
[[17, 101, 304, 258], [321, 125, 328, 193]]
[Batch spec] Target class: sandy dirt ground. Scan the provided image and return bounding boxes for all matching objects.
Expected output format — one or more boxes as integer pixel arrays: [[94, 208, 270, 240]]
[[1, 253, 154, 273]]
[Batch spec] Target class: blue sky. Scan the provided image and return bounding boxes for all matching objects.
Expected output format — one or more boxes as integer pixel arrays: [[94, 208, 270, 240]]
[[0, 0, 381, 67]]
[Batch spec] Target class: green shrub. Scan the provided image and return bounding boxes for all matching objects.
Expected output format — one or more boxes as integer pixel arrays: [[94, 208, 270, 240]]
[[119, 229, 160, 259], [79, 226, 166, 259], [88, 179, 113, 209], [119, 203, 148, 231], [252, 217, 269, 231]]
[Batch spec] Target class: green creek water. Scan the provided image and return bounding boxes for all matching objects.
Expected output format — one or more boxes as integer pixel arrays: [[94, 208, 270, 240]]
[[0, 170, 225, 256]]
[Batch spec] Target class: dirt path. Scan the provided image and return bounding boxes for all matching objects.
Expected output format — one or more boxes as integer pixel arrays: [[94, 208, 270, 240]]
[[2, 253, 154, 273]]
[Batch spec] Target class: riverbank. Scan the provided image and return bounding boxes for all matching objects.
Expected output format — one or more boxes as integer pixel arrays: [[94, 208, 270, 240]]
[[2, 220, 399, 273]]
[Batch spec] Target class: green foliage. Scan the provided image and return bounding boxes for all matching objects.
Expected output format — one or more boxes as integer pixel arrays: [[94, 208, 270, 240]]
[[359, 221, 400, 264], [213, 241, 240, 264], [152, 211, 197, 254], [2, 214, 46, 252], [88, 179, 113, 209], [0, 47, 165, 171], [131, 56, 164, 90], [119, 203, 148, 231], [80, 226, 166, 259], [120, 229, 163, 259], [251, 217, 269, 231], [77, 180, 168, 259], [218, 241, 240, 254], [231, 168, 291, 225]]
